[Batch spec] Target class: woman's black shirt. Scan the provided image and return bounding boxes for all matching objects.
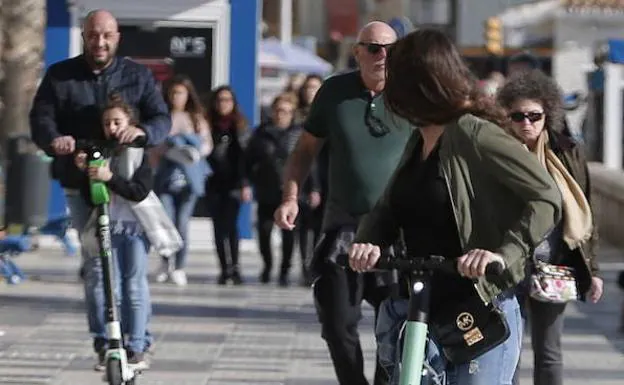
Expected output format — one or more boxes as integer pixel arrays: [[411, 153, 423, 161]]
[[389, 137, 475, 314]]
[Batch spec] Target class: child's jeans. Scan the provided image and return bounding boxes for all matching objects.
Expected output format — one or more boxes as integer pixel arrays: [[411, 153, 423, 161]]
[[376, 292, 522, 385], [110, 233, 151, 354], [67, 194, 153, 353]]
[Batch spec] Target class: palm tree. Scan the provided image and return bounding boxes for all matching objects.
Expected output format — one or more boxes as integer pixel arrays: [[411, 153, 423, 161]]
[[0, 0, 46, 147]]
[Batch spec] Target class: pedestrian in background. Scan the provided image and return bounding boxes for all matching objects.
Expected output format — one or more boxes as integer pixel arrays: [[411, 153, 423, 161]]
[[246, 92, 321, 286], [295, 74, 324, 285], [205, 85, 251, 285], [153, 74, 213, 286], [499, 69, 603, 385]]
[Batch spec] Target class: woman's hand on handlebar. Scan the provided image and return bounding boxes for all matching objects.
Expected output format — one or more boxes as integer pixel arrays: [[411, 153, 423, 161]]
[[349, 243, 381, 273], [457, 249, 505, 279]]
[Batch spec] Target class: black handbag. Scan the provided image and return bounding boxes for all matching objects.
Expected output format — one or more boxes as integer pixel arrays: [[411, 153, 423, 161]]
[[428, 292, 511, 364]]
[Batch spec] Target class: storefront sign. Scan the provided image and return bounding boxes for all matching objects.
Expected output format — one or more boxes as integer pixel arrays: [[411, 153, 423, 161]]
[[169, 36, 207, 58]]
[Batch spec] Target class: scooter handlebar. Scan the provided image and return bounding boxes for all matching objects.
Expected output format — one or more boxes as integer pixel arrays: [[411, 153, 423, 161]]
[[74, 136, 147, 153], [337, 253, 504, 281]]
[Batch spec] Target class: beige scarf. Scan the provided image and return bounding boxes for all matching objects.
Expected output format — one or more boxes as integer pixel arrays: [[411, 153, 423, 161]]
[[531, 131, 593, 249]]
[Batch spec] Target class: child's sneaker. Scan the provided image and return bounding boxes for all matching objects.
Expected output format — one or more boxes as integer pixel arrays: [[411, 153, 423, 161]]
[[94, 350, 106, 372], [128, 351, 149, 371], [170, 269, 187, 286]]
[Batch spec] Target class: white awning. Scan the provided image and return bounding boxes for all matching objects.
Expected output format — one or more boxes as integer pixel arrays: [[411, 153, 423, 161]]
[[67, 0, 229, 22], [498, 0, 624, 29], [498, 0, 560, 29]]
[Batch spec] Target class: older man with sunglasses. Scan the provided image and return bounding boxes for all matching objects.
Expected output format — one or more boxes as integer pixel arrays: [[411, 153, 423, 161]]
[[274, 22, 412, 385]]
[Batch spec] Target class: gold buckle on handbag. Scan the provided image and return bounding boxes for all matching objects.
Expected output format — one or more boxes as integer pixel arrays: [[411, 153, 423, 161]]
[[463, 328, 484, 346]]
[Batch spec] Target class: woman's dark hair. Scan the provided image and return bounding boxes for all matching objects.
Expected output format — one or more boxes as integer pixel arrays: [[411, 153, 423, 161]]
[[103, 92, 137, 125], [206, 85, 248, 134], [384, 29, 507, 127], [497, 69, 565, 134], [272, 91, 299, 110], [297, 74, 323, 109], [162, 74, 206, 133]]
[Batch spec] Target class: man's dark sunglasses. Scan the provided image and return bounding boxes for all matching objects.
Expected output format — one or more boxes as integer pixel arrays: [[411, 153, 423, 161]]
[[358, 42, 393, 55], [366, 99, 390, 138], [509, 111, 544, 123]]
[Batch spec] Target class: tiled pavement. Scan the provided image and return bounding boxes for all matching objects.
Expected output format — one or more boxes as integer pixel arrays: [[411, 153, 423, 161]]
[[0, 218, 622, 385]]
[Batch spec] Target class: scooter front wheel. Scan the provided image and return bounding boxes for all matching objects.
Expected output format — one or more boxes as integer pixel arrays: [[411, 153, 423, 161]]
[[106, 359, 123, 385]]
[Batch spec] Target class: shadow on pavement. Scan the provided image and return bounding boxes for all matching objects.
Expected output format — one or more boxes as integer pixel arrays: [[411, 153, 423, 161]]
[[0, 293, 320, 326]]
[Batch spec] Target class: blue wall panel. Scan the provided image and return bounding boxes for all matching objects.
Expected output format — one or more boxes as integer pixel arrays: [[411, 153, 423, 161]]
[[45, 0, 71, 68], [230, 0, 261, 240]]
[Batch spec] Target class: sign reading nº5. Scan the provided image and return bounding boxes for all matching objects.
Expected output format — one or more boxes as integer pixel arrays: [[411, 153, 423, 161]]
[[169, 36, 207, 58]]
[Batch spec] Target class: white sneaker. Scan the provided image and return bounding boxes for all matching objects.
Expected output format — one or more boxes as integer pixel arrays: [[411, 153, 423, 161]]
[[154, 260, 170, 283], [170, 269, 188, 286]]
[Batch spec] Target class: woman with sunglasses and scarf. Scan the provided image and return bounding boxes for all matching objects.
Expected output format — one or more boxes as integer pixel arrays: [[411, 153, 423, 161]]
[[497, 70, 603, 385], [349, 29, 562, 385]]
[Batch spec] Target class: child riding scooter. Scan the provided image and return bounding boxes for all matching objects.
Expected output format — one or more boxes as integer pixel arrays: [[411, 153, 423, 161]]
[[74, 93, 177, 384]]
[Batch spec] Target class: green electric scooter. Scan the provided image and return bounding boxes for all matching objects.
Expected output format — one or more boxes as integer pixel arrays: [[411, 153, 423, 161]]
[[76, 138, 145, 385]]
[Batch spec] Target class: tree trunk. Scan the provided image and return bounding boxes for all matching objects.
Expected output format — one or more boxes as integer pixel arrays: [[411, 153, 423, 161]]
[[0, 0, 46, 148]]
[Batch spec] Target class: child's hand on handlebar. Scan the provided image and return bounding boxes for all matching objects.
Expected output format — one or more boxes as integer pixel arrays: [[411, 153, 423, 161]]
[[457, 249, 505, 279], [88, 162, 113, 182], [75, 151, 87, 170], [349, 243, 381, 273]]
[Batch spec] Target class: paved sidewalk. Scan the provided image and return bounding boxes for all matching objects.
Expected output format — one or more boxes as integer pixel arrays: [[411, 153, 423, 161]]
[[0, 219, 622, 384]]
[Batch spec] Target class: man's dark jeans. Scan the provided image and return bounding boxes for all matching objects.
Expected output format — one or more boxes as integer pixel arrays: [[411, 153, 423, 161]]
[[313, 263, 389, 385]]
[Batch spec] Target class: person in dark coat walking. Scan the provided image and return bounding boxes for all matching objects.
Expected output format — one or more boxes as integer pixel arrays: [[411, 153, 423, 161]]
[[246, 92, 321, 286]]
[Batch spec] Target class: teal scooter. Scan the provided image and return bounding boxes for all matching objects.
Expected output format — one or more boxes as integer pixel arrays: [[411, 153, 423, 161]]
[[341, 254, 504, 385]]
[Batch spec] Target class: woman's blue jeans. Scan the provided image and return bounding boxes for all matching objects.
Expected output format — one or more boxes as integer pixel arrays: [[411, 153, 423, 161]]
[[376, 292, 522, 385], [159, 189, 198, 270]]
